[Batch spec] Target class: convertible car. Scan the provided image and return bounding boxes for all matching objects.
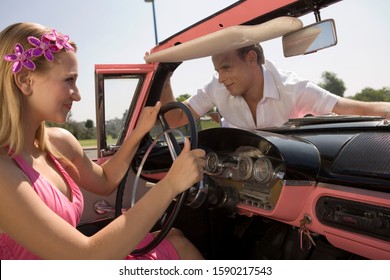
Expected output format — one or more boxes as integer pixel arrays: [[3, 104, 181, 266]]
[[77, 0, 390, 260]]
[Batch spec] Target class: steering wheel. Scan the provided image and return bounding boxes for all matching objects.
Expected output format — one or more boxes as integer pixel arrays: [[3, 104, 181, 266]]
[[115, 102, 205, 256]]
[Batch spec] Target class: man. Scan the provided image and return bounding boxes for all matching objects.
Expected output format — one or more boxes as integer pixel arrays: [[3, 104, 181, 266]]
[[160, 43, 390, 129]]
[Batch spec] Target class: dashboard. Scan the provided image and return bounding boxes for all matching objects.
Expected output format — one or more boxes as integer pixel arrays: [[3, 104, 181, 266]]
[[205, 145, 285, 210], [197, 125, 390, 259]]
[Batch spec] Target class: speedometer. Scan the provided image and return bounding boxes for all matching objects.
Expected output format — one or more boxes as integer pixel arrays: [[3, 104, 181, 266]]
[[237, 156, 253, 180], [253, 157, 273, 183], [205, 152, 221, 174]]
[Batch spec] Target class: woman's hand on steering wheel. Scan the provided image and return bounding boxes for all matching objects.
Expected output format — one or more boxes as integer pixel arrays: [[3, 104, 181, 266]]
[[118, 101, 205, 256], [160, 138, 206, 195]]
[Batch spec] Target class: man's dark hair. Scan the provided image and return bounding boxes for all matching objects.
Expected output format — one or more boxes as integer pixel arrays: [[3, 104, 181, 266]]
[[236, 43, 265, 65]]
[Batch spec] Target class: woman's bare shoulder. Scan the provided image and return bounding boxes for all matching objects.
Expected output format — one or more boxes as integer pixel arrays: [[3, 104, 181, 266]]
[[46, 127, 83, 159], [46, 126, 75, 141]]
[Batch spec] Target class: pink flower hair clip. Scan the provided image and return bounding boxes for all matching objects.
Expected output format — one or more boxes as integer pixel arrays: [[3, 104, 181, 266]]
[[4, 43, 36, 73], [44, 30, 74, 52], [3, 29, 74, 73]]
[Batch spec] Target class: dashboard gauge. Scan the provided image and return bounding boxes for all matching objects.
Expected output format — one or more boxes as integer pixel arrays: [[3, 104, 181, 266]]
[[253, 157, 273, 183], [205, 152, 221, 174], [237, 156, 253, 180]]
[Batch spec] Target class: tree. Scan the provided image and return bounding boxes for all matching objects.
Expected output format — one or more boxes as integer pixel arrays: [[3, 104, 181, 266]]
[[46, 119, 94, 140], [318, 71, 346, 97], [105, 118, 123, 139], [176, 94, 191, 102], [351, 87, 390, 102], [85, 119, 94, 139]]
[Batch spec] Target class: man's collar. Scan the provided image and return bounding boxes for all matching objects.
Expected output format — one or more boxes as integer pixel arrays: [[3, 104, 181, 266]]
[[261, 63, 280, 102]]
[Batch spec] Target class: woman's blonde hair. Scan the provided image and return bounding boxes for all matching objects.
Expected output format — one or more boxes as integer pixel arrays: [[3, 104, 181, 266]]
[[0, 22, 77, 162]]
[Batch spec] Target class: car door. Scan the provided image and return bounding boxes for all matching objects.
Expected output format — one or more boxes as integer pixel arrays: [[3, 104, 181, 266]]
[[78, 63, 158, 232]]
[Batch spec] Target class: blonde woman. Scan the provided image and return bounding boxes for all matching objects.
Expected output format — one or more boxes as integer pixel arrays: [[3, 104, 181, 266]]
[[0, 22, 205, 260]]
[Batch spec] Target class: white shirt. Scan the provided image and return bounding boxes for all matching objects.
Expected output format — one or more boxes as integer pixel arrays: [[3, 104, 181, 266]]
[[188, 59, 340, 129]]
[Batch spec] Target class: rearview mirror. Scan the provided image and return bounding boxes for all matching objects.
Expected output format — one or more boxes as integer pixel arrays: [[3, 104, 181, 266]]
[[282, 19, 337, 57]]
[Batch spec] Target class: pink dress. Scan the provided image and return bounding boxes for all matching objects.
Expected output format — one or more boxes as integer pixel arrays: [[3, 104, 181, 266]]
[[0, 153, 179, 260]]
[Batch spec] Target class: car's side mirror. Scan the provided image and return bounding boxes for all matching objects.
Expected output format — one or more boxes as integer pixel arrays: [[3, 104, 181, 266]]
[[282, 19, 337, 57]]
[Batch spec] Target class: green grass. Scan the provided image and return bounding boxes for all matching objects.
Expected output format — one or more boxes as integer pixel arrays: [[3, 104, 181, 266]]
[[78, 136, 118, 148], [78, 139, 97, 147], [201, 119, 220, 130]]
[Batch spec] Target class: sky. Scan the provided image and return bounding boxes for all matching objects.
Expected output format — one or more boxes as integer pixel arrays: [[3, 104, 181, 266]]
[[1, 0, 389, 122]]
